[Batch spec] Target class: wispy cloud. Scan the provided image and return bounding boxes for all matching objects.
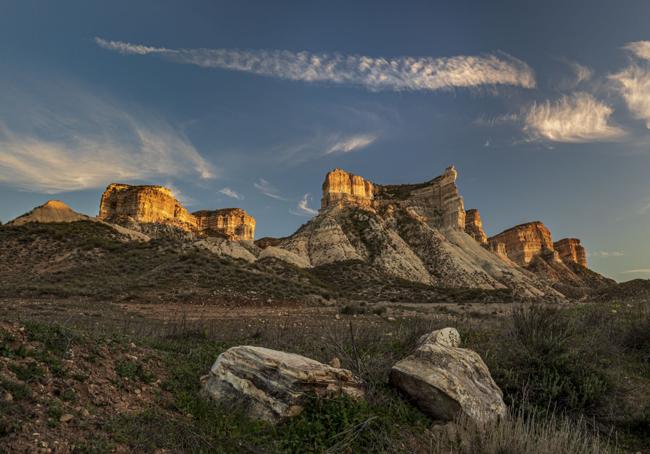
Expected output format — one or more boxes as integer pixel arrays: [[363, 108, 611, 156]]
[[96, 37, 536, 92], [610, 42, 650, 128], [290, 193, 318, 217], [590, 251, 624, 257], [325, 134, 376, 154], [254, 178, 286, 200], [623, 41, 650, 61], [621, 268, 650, 274], [566, 60, 593, 85], [219, 187, 243, 200], [0, 80, 214, 194], [523, 92, 625, 142]]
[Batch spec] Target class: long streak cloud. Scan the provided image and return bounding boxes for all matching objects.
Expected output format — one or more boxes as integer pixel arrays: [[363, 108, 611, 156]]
[[95, 37, 536, 91]]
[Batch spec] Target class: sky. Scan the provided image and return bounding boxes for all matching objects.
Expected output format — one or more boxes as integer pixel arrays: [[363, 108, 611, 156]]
[[1, 0, 650, 281]]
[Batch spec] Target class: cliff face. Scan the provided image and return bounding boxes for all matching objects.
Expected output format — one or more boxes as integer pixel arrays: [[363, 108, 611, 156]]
[[321, 168, 374, 209], [488, 222, 554, 267], [554, 238, 587, 267], [464, 209, 487, 244], [320, 166, 465, 231], [99, 184, 255, 240], [193, 208, 255, 241], [99, 184, 197, 231]]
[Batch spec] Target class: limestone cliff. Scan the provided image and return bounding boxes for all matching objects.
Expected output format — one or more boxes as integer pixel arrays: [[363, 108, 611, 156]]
[[488, 223, 611, 293], [275, 167, 562, 299], [99, 183, 255, 240], [464, 209, 487, 244], [193, 208, 255, 241], [487, 222, 554, 266], [99, 184, 197, 231], [321, 166, 465, 231], [554, 238, 587, 268]]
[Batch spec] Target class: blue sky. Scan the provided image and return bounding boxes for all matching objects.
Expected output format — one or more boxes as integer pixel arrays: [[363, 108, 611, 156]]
[[1, 0, 650, 280]]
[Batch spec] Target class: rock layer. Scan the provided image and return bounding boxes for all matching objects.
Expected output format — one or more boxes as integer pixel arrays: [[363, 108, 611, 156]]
[[275, 168, 562, 299], [488, 222, 554, 266], [193, 208, 255, 241], [464, 209, 487, 244], [99, 184, 255, 240], [321, 166, 465, 231], [201, 346, 365, 423], [99, 184, 197, 231], [554, 238, 587, 267], [390, 328, 507, 424]]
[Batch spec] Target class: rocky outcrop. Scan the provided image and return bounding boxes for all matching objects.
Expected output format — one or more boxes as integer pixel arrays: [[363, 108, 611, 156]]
[[488, 222, 612, 293], [321, 168, 374, 209], [554, 238, 587, 268], [464, 209, 487, 244], [8, 200, 90, 225], [274, 167, 560, 298], [201, 346, 364, 423], [99, 184, 197, 232], [99, 184, 255, 240], [488, 222, 554, 267], [321, 166, 465, 231], [390, 328, 507, 424], [193, 208, 255, 241]]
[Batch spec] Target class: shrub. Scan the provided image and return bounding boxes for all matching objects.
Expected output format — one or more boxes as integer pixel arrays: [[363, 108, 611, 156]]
[[493, 306, 610, 414]]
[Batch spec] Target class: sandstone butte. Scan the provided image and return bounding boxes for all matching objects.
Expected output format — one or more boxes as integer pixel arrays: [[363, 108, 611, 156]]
[[98, 183, 255, 241], [464, 209, 487, 244], [321, 166, 466, 230], [488, 222, 588, 268], [320, 167, 590, 272]]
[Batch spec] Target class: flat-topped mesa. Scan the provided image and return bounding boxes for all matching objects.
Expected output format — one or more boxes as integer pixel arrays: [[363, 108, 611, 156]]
[[193, 208, 256, 241], [321, 168, 374, 209], [554, 238, 587, 268], [99, 184, 197, 231], [321, 166, 465, 230], [464, 209, 487, 244], [99, 183, 256, 240], [488, 221, 554, 267]]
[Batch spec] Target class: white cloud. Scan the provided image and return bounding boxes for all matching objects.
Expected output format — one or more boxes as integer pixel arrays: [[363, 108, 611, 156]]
[[590, 251, 624, 257], [610, 59, 650, 128], [219, 187, 243, 200], [0, 77, 215, 194], [290, 193, 318, 217], [254, 178, 286, 200], [623, 41, 650, 61], [621, 268, 650, 274], [567, 60, 593, 85], [325, 134, 376, 154], [523, 92, 625, 142], [96, 37, 536, 92]]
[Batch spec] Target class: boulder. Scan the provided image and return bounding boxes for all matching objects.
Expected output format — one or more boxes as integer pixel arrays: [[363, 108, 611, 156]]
[[201, 346, 364, 423], [390, 328, 506, 424]]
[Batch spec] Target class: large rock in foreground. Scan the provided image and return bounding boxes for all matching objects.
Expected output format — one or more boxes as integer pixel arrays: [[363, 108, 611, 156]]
[[201, 346, 365, 423], [390, 328, 506, 424]]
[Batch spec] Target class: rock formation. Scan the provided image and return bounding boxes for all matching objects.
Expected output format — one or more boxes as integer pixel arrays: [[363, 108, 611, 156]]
[[8, 200, 90, 225], [98, 183, 255, 240], [193, 208, 255, 241], [321, 166, 466, 231], [390, 328, 507, 424], [321, 168, 374, 209], [464, 209, 487, 244], [274, 167, 562, 299], [488, 222, 554, 266], [201, 346, 365, 423], [554, 238, 587, 267], [488, 222, 612, 293], [99, 184, 197, 232]]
